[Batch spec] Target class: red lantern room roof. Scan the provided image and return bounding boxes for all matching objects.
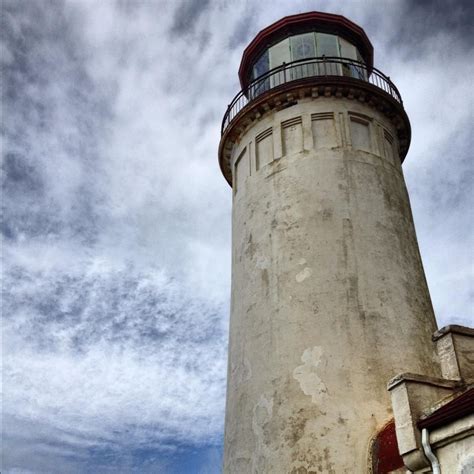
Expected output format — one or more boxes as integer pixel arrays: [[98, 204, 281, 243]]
[[238, 11, 374, 90]]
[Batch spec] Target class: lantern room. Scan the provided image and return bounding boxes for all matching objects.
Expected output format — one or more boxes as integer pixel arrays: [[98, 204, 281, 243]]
[[238, 12, 374, 94]]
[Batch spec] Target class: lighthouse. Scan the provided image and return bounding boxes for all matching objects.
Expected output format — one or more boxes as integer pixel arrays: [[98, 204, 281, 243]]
[[218, 12, 441, 473]]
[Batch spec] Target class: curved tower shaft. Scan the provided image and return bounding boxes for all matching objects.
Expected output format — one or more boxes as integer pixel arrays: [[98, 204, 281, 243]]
[[218, 12, 440, 473]]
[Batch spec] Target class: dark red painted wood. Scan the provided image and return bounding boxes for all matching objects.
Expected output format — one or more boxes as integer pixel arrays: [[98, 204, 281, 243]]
[[372, 420, 405, 474], [418, 387, 474, 431]]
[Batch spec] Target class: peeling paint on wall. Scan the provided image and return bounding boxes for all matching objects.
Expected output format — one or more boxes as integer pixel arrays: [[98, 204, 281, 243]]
[[293, 346, 327, 403], [296, 267, 312, 283]]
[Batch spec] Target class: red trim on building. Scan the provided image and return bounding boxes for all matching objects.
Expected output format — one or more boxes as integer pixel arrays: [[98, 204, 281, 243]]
[[238, 11, 374, 90], [418, 387, 474, 431], [372, 420, 405, 474]]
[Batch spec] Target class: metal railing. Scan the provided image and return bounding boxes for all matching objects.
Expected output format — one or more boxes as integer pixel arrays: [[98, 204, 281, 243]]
[[222, 57, 402, 134]]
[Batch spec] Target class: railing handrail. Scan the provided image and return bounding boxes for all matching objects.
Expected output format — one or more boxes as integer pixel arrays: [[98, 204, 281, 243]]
[[221, 56, 403, 135]]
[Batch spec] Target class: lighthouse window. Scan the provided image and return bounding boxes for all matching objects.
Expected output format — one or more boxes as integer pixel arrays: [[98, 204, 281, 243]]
[[316, 33, 339, 58], [290, 33, 317, 79], [316, 33, 341, 75], [291, 33, 316, 61], [356, 49, 367, 79], [269, 38, 291, 88], [252, 50, 269, 80], [339, 37, 365, 79], [339, 38, 357, 61], [251, 50, 270, 97], [250, 34, 366, 76], [248, 33, 367, 98], [269, 37, 291, 69]]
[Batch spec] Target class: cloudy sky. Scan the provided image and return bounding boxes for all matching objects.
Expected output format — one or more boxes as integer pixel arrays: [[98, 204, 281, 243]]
[[2, 0, 473, 472]]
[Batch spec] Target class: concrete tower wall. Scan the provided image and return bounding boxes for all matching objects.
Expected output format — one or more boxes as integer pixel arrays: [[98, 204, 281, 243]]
[[224, 97, 440, 473]]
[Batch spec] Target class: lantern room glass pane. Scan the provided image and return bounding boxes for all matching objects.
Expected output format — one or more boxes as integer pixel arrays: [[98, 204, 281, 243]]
[[290, 33, 317, 80], [290, 33, 316, 61], [252, 50, 269, 79], [339, 37, 357, 60], [339, 37, 361, 78], [247, 32, 369, 100], [269, 38, 291, 68], [316, 33, 339, 57], [251, 50, 270, 97], [269, 38, 291, 87], [356, 49, 367, 80], [316, 33, 341, 75]]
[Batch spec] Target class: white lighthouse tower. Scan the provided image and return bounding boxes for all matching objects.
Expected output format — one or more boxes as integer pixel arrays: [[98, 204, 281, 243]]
[[218, 12, 442, 473]]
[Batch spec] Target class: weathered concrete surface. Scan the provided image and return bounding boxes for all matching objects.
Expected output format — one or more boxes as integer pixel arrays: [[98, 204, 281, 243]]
[[223, 96, 440, 473], [430, 415, 474, 474], [433, 325, 474, 382]]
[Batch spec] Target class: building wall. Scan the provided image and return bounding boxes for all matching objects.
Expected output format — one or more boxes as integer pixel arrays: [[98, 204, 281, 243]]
[[224, 96, 440, 473], [434, 416, 474, 474], [436, 433, 474, 473]]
